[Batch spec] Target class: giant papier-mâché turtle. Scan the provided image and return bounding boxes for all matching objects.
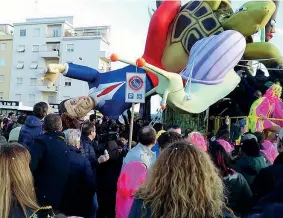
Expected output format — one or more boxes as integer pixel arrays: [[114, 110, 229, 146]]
[[147, 0, 279, 73]]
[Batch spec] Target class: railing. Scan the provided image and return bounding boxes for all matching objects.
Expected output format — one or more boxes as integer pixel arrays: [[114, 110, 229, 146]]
[[209, 115, 283, 135], [0, 25, 13, 35], [46, 33, 61, 38], [64, 27, 110, 42]]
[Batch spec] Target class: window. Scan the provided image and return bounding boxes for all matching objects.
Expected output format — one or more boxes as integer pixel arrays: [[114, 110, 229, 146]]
[[0, 75, 4, 83], [17, 45, 25, 52], [0, 58, 5, 67], [48, 96, 56, 104], [0, 43, 7, 51], [16, 61, 24, 69], [28, 94, 35, 103], [30, 78, 37, 86], [64, 78, 72, 86], [32, 45, 39, 52], [15, 94, 21, 101], [30, 61, 38, 69], [17, 77, 23, 84], [0, 92, 3, 100], [33, 28, 40, 37], [67, 44, 74, 52], [20, 29, 26, 37], [63, 96, 70, 100], [53, 29, 60, 37]]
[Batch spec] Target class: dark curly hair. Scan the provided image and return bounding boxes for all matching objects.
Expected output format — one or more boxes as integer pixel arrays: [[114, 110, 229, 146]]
[[157, 131, 183, 150]]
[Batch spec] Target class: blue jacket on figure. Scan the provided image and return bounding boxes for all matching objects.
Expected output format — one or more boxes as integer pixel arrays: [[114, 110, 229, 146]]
[[63, 63, 153, 119]]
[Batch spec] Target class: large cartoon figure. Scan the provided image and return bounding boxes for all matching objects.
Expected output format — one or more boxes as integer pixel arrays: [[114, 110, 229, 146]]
[[249, 83, 282, 134], [43, 0, 279, 119], [112, 30, 246, 114], [47, 30, 245, 118]]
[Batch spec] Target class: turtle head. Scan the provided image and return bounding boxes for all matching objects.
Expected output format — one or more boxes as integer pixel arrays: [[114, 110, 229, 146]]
[[222, 0, 276, 37]]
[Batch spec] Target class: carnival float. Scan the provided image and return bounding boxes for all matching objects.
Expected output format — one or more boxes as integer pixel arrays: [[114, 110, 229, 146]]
[[43, 0, 283, 135]]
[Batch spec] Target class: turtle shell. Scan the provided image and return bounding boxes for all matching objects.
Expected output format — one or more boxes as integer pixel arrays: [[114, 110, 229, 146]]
[[171, 1, 224, 56]]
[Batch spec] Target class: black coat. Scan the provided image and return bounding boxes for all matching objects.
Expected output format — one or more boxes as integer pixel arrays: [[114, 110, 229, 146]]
[[252, 164, 283, 201], [30, 131, 70, 210], [96, 140, 123, 218], [80, 135, 99, 170], [249, 181, 283, 218], [60, 146, 96, 217]]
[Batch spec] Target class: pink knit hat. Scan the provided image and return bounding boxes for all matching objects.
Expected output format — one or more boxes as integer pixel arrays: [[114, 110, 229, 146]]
[[186, 132, 207, 152], [217, 139, 234, 153]]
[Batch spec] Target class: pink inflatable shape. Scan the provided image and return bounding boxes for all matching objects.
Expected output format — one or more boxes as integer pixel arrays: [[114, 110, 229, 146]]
[[217, 139, 234, 153], [116, 161, 147, 218], [261, 140, 278, 164]]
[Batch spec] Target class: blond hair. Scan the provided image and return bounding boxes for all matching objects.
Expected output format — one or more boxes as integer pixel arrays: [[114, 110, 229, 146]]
[[65, 129, 81, 147], [135, 141, 225, 218], [0, 143, 38, 218]]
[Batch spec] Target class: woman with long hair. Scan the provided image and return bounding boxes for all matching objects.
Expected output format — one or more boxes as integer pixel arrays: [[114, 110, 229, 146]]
[[0, 143, 54, 218], [129, 141, 234, 218], [209, 141, 253, 216]]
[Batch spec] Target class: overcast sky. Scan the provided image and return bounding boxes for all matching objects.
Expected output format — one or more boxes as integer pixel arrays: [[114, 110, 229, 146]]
[[1, 0, 282, 112]]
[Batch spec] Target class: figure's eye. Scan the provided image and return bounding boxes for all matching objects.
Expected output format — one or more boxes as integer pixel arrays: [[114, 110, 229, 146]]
[[271, 19, 276, 27], [235, 6, 247, 13]]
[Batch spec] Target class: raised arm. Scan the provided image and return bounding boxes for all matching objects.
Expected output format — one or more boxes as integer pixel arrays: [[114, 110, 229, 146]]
[[43, 63, 100, 87]]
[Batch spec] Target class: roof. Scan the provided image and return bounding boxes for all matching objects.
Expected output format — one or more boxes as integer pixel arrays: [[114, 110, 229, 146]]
[[0, 24, 14, 27], [13, 19, 73, 27]]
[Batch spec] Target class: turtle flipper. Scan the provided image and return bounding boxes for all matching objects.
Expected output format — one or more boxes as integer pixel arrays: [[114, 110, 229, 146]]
[[221, 0, 275, 37], [244, 42, 283, 67], [205, 0, 231, 11]]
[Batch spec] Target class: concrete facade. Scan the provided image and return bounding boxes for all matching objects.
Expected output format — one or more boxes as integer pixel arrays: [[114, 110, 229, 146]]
[[8, 16, 111, 106], [0, 24, 14, 100]]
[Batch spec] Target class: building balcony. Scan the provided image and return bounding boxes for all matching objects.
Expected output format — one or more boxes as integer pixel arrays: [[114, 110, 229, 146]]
[[64, 26, 110, 44], [37, 84, 58, 92], [40, 49, 60, 59], [45, 34, 62, 43]]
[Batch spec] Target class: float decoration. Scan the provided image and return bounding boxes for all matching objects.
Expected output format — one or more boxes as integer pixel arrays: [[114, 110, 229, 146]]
[[41, 0, 283, 129]]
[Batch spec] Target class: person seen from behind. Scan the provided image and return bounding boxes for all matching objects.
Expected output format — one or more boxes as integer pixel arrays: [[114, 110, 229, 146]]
[[18, 102, 49, 148], [252, 128, 283, 201], [167, 124, 181, 135], [129, 141, 236, 218], [184, 131, 208, 152], [123, 126, 156, 169], [157, 131, 183, 152], [234, 135, 269, 186], [0, 143, 55, 218], [61, 129, 96, 218], [209, 141, 253, 216], [29, 114, 70, 212], [151, 123, 165, 157]]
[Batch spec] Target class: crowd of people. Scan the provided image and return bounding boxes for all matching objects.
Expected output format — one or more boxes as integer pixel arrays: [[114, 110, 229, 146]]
[[1, 101, 283, 218]]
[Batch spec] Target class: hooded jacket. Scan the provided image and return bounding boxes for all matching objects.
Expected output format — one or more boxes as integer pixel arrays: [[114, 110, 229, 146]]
[[234, 155, 269, 186], [18, 115, 43, 148]]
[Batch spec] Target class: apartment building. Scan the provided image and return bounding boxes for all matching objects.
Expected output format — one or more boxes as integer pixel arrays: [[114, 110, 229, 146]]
[[9, 16, 111, 106], [0, 24, 14, 100]]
